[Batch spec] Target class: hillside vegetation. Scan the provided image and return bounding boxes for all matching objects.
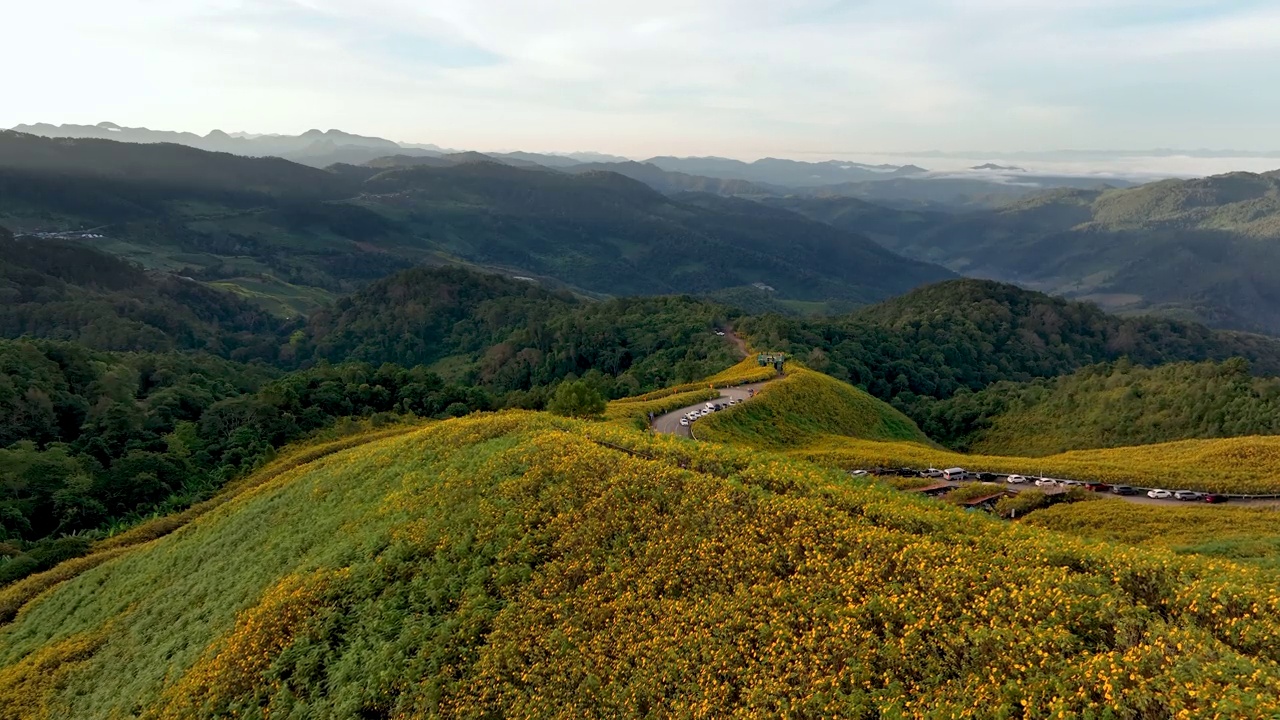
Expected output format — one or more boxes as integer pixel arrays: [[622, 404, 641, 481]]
[[683, 360, 1280, 494], [800, 434, 1280, 495], [742, 280, 1280, 430], [923, 359, 1280, 455], [0, 231, 282, 360], [1026, 501, 1280, 570], [695, 366, 931, 448], [828, 170, 1280, 332], [4, 412, 1280, 718]]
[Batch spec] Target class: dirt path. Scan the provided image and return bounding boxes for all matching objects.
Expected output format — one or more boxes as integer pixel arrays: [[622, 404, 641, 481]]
[[721, 326, 749, 358]]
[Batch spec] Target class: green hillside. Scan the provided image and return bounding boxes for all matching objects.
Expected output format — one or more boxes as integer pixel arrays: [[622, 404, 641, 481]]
[[0, 230, 283, 359], [4, 412, 1280, 718], [740, 280, 1280, 429], [1025, 501, 1280, 570], [695, 366, 931, 449], [921, 359, 1280, 455]]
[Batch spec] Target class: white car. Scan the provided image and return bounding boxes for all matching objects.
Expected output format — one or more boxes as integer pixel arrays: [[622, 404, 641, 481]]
[[716, 331, 726, 336], [679, 418, 689, 426], [728, 399, 739, 406], [1034, 478, 1058, 487], [1147, 489, 1173, 499], [1006, 474, 1027, 484]]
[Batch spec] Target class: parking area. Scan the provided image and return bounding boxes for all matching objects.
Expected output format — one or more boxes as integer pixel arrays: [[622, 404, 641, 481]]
[[864, 467, 1280, 508]]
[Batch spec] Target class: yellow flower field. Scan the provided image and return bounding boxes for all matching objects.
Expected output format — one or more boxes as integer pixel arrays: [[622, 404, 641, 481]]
[[1, 411, 1279, 717]]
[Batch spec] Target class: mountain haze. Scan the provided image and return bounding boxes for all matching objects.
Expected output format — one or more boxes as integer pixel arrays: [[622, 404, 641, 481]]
[[893, 171, 1280, 332]]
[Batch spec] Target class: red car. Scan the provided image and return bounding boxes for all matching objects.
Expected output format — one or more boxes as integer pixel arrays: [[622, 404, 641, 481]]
[[1203, 494, 1229, 504]]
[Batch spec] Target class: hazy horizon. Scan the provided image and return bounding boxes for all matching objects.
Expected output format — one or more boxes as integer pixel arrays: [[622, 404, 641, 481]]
[[7, 1, 1280, 160]]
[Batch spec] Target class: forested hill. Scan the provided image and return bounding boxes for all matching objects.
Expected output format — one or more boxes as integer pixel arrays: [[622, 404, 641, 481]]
[[0, 231, 283, 359], [919, 358, 1280, 455], [0, 132, 953, 314], [294, 266, 742, 391], [740, 279, 1280, 422], [0, 131, 352, 201], [819, 170, 1280, 333]]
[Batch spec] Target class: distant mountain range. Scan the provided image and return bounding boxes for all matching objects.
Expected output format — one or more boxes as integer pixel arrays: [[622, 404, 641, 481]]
[[11, 121, 1129, 209], [639, 156, 928, 187], [778, 170, 1280, 333], [0, 130, 953, 315]]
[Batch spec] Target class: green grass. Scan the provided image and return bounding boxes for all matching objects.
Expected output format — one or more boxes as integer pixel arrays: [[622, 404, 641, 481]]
[[208, 276, 336, 317], [696, 366, 932, 449]]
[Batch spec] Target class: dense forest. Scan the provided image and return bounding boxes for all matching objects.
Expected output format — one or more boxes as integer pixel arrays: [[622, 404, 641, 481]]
[[0, 231, 281, 359], [918, 358, 1280, 454], [740, 280, 1280, 428]]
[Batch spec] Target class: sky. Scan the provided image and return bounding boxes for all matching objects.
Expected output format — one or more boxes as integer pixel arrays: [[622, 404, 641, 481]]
[[5, 0, 1280, 159]]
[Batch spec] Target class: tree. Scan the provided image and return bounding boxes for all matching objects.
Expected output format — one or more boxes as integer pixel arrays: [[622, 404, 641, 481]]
[[547, 380, 606, 418]]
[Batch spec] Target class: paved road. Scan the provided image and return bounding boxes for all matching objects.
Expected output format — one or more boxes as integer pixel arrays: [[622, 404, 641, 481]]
[[932, 477, 1280, 509], [652, 381, 773, 438]]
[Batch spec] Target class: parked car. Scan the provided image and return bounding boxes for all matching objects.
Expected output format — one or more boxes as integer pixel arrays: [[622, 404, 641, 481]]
[[977, 472, 999, 482], [1034, 478, 1058, 487], [728, 399, 739, 406], [921, 468, 944, 478], [1174, 490, 1203, 501], [705, 402, 716, 409], [1111, 485, 1138, 496], [1204, 494, 1229, 504], [1084, 483, 1112, 492], [715, 330, 726, 336], [850, 470, 869, 477], [943, 468, 968, 481], [1006, 474, 1027, 484], [1147, 489, 1173, 499], [679, 418, 689, 426]]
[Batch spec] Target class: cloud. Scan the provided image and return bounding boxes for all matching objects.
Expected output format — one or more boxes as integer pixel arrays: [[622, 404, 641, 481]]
[[3, 0, 1278, 157]]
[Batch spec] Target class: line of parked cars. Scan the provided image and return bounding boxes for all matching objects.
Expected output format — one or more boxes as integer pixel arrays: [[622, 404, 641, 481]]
[[677, 398, 740, 427], [902, 467, 1231, 504]]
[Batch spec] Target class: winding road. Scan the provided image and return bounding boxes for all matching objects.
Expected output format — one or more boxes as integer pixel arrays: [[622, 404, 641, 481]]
[[651, 381, 775, 438]]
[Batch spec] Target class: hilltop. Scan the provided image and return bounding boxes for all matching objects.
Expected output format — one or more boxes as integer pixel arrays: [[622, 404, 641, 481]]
[[695, 366, 931, 449], [4, 411, 1280, 717]]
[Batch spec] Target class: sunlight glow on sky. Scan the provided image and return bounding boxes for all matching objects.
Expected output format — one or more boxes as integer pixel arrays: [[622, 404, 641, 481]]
[[5, 0, 1280, 158]]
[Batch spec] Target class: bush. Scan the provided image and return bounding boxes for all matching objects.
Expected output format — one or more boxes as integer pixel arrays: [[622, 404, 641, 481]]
[[995, 490, 1052, 518], [944, 483, 1007, 505], [547, 380, 607, 418]]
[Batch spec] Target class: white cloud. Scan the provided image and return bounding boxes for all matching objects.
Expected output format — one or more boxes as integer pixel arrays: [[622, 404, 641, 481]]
[[3, 0, 1278, 157]]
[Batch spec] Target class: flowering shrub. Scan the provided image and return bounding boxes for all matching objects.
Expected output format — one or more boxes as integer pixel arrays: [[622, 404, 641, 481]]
[[604, 388, 719, 426], [3, 412, 1280, 717], [614, 358, 777, 403]]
